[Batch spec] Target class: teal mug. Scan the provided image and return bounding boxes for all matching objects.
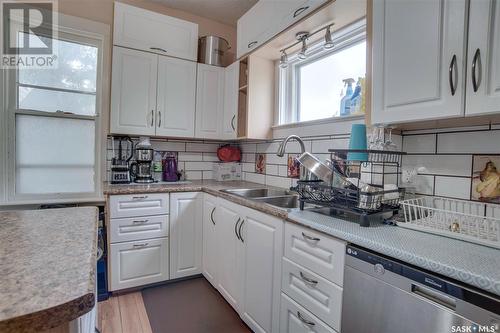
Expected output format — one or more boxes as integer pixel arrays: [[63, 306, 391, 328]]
[[347, 124, 368, 161]]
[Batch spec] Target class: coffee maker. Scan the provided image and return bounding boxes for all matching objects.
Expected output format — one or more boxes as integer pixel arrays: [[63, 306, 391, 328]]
[[130, 137, 155, 183]]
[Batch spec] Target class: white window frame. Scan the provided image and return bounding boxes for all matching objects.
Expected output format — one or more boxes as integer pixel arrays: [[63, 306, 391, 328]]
[[2, 14, 110, 205], [277, 18, 367, 127]]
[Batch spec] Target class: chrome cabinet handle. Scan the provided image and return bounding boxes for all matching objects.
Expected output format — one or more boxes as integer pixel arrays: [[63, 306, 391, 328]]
[[150, 110, 154, 127], [472, 48, 481, 92], [411, 284, 456, 311], [133, 242, 149, 248], [297, 311, 315, 326], [158, 111, 161, 127], [293, 6, 309, 18], [448, 54, 457, 96], [248, 41, 258, 49], [299, 271, 318, 285], [132, 219, 149, 224], [235, 218, 241, 240], [302, 232, 320, 242], [238, 219, 245, 243], [231, 115, 236, 131], [132, 195, 148, 200], [150, 47, 167, 53], [210, 207, 216, 225]]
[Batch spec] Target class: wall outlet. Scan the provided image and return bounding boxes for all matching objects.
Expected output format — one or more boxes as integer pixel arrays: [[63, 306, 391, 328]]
[[402, 168, 418, 184]]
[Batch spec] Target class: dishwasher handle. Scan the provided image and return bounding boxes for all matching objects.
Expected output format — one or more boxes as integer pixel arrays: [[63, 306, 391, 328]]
[[411, 284, 457, 311]]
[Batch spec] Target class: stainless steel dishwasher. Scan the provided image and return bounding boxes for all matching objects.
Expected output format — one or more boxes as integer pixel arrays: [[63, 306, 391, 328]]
[[341, 245, 500, 333]]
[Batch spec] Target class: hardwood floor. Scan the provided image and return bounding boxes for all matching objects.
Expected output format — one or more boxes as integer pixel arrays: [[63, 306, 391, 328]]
[[97, 292, 152, 333]]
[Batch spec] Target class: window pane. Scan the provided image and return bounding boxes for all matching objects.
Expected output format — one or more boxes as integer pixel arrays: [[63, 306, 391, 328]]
[[18, 86, 96, 115], [298, 41, 366, 122], [16, 115, 95, 194], [18, 33, 98, 93]]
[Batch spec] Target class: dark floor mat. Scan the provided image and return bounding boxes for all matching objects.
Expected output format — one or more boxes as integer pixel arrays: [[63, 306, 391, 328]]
[[142, 277, 252, 333]]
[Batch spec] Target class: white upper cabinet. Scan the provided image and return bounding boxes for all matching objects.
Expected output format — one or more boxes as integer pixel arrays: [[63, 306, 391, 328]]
[[195, 63, 225, 139], [371, 0, 467, 124], [466, 0, 500, 116], [222, 61, 239, 140], [237, 0, 327, 59], [156, 56, 197, 137], [113, 2, 198, 61], [110, 46, 157, 136]]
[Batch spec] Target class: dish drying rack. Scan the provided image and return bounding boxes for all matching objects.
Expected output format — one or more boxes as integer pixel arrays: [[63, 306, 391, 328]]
[[399, 196, 500, 249], [292, 149, 407, 227]]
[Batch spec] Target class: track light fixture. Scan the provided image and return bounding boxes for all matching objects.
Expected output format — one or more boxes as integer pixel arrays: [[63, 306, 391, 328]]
[[296, 32, 309, 60], [279, 50, 288, 68], [324, 24, 334, 49], [279, 22, 335, 62]]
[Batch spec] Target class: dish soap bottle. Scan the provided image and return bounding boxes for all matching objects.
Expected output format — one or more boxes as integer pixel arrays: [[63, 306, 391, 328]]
[[340, 78, 355, 116], [350, 78, 362, 115]]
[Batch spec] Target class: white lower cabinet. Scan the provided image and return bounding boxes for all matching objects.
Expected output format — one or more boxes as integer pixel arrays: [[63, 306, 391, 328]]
[[202, 193, 218, 287], [215, 198, 244, 311], [110, 237, 169, 291], [169, 192, 203, 279], [239, 207, 283, 333], [281, 222, 345, 333], [280, 293, 336, 333]]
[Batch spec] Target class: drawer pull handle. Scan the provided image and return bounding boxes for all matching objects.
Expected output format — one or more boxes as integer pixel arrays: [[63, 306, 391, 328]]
[[302, 232, 320, 242], [235, 218, 242, 240], [210, 207, 216, 225], [299, 271, 318, 285], [238, 219, 245, 243], [132, 195, 148, 200], [293, 6, 309, 18], [150, 47, 167, 53], [132, 220, 148, 224], [297, 311, 315, 326], [133, 243, 149, 248]]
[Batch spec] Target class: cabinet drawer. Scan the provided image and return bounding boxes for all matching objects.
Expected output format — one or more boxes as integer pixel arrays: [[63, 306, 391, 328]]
[[109, 193, 169, 218], [280, 293, 337, 333], [110, 215, 169, 243], [110, 237, 169, 291], [282, 258, 342, 331], [284, 222, 345, 286]]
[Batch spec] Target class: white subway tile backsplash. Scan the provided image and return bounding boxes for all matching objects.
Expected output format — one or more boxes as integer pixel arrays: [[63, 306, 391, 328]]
[[278, 165, 288, 177], [240, 143, 257, 153], [186, 142, 221, 152], [265, 164, 279, 176], [402, 155, 472, 176], [434, 176, 471, 200], [266, 154, 287, 165], [203, 171, 213, 180], [437, 130, 500, 154], [178, 152, 203, 162], [402, 134, 436, 153], [203, 153, 220, 162], [244, 172, 265, 184], [404, 175, 434, 195], [242, 163, 254, 173], [185, 161, 213, 171], [265, 175, 292, 189], [185, 171, 203, 180], [152, 141, 186, 152], [311, 138, 349, 153]]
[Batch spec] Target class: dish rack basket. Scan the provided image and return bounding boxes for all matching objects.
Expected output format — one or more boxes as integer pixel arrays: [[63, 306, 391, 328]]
[[292, 149, 407, 227], [399, 196, 500, 249]]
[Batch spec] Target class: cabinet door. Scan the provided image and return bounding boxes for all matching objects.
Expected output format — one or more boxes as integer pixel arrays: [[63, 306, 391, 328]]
[[169, 192, 203, 279], [223, 61, 239, 140], [280, 293, 336, 333], [110, 237, 169, 291], [239, 207, 283, 333], [372, 0, 467, 124], [110, 47, 157, 136], [195, 64, 225, 139], [236, 1, 276, 58], [113, 2, 198, 61], [215, 198, 244, 312], [156, 56, 197, 137], [466, 0, 500, 116], [202, 193, 218, 287]]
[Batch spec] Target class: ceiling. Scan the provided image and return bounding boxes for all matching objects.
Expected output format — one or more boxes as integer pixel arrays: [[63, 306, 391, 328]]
[[152, 0, 258, 26]]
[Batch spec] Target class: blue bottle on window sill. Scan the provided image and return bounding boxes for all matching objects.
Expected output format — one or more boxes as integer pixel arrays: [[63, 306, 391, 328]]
[[340, 78, 355, 117]]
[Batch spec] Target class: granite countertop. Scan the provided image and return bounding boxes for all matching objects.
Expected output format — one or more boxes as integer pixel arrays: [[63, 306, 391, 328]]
[[0, 207, 98, 333], [104, 180, 500, 297]]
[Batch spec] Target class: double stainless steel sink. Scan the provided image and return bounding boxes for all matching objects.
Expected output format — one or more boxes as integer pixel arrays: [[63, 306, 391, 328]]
[[220, 188, 300, 210]]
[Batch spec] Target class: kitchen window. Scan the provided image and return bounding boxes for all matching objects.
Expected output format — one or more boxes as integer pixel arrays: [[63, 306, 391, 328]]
[[278, 19, 366, 126], [2, 16, 109, 204]]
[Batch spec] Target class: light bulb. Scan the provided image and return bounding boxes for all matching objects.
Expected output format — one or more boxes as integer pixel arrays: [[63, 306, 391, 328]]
[[324, 25, 334, 49], [298, 38, 308, 60], [279, 50, 288, 68]]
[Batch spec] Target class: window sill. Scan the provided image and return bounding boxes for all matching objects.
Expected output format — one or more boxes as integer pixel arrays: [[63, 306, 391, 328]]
[[272, 114, 365, 130]]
